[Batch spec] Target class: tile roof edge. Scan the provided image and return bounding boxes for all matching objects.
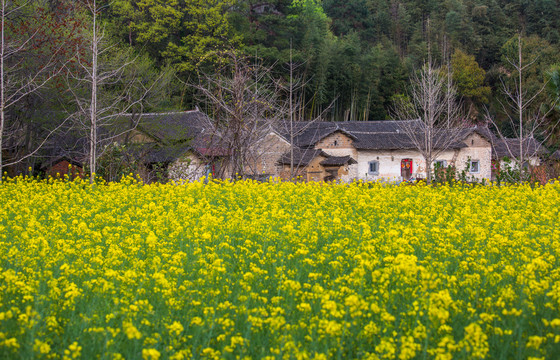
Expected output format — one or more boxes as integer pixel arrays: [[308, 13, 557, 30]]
[[114, 110, 202, 117]]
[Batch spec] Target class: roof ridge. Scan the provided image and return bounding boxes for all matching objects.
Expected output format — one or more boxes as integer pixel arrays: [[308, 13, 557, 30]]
[[339, 119, 419, 123], [118, 110, 201, 117], [350, 131, 405, 134]]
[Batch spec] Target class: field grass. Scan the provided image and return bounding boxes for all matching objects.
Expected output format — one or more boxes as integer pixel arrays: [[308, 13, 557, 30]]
[[1, 176, 560, 359]]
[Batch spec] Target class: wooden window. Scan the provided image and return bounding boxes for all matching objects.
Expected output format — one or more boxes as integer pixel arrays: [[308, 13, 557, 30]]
[[368, 161, 379, 175], [469, 160, 480, 173]]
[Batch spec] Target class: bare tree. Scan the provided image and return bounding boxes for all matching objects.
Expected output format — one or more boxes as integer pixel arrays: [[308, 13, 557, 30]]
[[391, 55, 464, 184], [0, 0, 67, 182], [68, 0, 169, 183], [273, 40, 341, 180], [485, 34, 558, 183], [192, 51, 288, 179]]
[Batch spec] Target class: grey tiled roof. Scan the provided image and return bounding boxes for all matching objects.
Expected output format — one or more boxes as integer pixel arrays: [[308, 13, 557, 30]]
[[320, 155, 357, 166], [133, 110, 207, 144], [131, 143, 192, 164], [273, 120, 475, 150], [123, 113, 549, 165], [278, 149, 357, 168], [491, 137, 544, 159], [277, 148, 328, 166], [121, 110, 230, 161]]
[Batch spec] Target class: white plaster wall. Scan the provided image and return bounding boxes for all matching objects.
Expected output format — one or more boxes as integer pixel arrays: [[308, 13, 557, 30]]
[[321, 148, 355, 157], [456, 147, 492, 181], [357, 150, 428, 182], [354, 148, 494, 182], [498, 156, 540, 169]]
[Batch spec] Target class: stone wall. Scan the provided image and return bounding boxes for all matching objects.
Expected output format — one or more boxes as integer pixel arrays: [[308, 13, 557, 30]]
[[168, 153, 206, 181]]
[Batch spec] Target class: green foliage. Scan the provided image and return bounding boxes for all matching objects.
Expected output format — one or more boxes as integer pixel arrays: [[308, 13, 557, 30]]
[[108, 0, 239, 73], [99, 0, 560, 123], [547, 64, 560, 111], [96, 143, 139, 182], [492, 158, 534, 185], [451, 49, 490, 103], [488, 34, 558, 130], [500, 35, 558, 91], [433, 163, 456, 185], [5, 0, 560, 169]]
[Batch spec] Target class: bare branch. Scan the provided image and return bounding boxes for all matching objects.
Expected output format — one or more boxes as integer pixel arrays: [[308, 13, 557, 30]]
[[391, 57, 465, 183]]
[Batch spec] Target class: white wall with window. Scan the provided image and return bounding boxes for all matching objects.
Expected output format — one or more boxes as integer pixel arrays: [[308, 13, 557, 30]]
[[455, 133, 492, 181], [469, 160, 480, 173], [368, 160, 379, 175], [357, 150, 426, 182]]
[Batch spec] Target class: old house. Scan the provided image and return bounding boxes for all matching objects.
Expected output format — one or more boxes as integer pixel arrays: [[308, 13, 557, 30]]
[[488, 136, 546, 182], [110, 110, 551, 183], [547, 150, 560, 180], [271, 121, 495, 182], [490, 137, 544, 166], [276, 148, 357, 182], [116, 110, 231, 182]]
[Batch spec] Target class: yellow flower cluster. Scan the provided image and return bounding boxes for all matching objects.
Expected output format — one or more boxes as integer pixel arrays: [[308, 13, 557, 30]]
[[1, 176, 560, 359]]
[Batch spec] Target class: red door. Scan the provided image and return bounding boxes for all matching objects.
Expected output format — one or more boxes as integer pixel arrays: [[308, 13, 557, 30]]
[[401, 159, 413, 180]]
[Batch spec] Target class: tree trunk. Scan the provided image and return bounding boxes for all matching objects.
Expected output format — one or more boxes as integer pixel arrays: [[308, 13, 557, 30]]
[[89, 1, 98, 184], [0, 0, 5, 183], [517, 34, 524, 183]]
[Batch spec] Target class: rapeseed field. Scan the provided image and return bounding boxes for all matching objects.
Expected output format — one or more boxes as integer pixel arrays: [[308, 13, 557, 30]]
[[1, 176, 560, 359]]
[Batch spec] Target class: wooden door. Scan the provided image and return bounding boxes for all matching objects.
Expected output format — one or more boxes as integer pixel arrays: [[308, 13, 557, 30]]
[[401, 158, 413, 180]]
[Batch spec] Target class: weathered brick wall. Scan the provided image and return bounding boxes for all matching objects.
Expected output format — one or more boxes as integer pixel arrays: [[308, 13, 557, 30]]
[[306, 155, 328, 181], [279, 164, 306, 180], [314, 132, 358, 180], [315, 132, 354, 150]]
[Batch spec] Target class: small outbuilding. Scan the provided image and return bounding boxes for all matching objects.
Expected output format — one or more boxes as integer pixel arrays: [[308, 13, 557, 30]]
[[42, 157, 85, 179]]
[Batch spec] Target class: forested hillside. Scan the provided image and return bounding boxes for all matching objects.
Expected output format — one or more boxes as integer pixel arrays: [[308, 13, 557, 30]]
[[2, 0, 560, 175]]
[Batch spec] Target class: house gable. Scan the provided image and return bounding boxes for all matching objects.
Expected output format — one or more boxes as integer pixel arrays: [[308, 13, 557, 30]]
[[455, 132, 492, 181], [314, 130, 355, 150], [462, 132, 491, 148]]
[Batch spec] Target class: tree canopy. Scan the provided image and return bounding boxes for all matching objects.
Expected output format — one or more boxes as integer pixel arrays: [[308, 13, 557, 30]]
[[2, 0, 560, 174]]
